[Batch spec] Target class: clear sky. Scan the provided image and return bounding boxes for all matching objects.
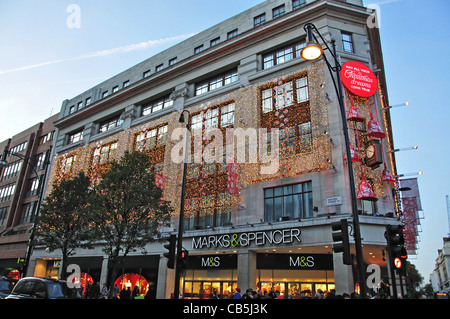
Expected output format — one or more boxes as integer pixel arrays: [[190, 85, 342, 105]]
[[0, 0, 449, 284]]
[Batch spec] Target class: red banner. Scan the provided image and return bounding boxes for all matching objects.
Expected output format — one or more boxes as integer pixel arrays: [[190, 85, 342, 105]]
[[227, 157, 239, 196], [155, 173, 165, 190]]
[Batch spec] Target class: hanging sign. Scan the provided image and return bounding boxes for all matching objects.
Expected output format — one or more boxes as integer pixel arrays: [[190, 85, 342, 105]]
[[340, 61, 377, 97]]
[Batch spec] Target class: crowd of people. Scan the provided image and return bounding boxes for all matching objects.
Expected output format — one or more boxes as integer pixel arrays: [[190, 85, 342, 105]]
[[225, 287, 356, 299]]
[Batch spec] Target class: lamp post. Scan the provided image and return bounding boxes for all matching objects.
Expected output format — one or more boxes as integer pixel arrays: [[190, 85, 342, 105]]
[[173, 109, 190, 299], [301, 23, 367, 298]]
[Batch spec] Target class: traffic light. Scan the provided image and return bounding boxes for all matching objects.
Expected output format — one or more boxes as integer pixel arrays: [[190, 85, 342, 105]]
[[179, 249, 189, 269], [163, 234, 177, 269], [331, 219, 351, 265], [385, 225, 407, 272]]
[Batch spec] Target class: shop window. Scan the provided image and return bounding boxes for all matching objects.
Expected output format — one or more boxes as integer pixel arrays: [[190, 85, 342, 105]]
[[114, 273, 149, 298], [264, 181, 313, 222]]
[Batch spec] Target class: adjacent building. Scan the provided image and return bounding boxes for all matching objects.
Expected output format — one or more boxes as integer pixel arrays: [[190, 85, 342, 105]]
[[0, 114, 58, 279], [28, 0, 407, 298]]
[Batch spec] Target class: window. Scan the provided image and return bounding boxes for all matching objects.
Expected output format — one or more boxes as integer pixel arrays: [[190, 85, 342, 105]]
[[143, 70, 151, 78], [292, 0, 306, 10], [227, 29, 238, 39], [1, 160, 22, 181], [264, 181, 313, 222], [135, 124, 168, 152], [195, 69, 238, 96], [98, 116, 123, 133], [254, 13, 266, 27], [85, 97, 91, 106], [261, 76, 309, 113], [27, 177, 41, 197], [194, 45, 204, 55], [92, 142, 118, 166], [264, 122, 312, 155], [123, 80, 130, 88], [263, 41, 306, 69], [341, 32, 354, 53], [210, 37, 220, 47], [68, 130, 83, 144], [142, 96, 173, 116], [77, 101, 83, 110], [184, 192, 233, 230], [112, 86, 119, 93], [0, 207, 8, 226], [0, 184, 16, 202], [102, 91, 109, 98], [9, 142, 27, 154], [39, 131, 54, 145], [169, 57, 177, 66], [190, 102, 235, 134], [272, 5, 285, 19], [155, 64, 163, 72], [19, 201, 38, 224], [69, 105, 76, 114], [35, 153, 46, 170], [60, 154, 77, 175]]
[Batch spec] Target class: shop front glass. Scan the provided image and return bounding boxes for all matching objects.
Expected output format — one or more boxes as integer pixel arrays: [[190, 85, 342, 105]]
[[183, 269, 237, 299]]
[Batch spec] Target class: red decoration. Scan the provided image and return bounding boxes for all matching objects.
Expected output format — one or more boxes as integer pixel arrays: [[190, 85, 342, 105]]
[[155, 173, 165, 190], [381, 167, 395, 183], [357, 174, 377, 201], [344, 143, 361, 162], [227, 157, 239, 195], [340, 61, 378, 97], [347, 95, 365, 122], [366, 113, 386, 139]]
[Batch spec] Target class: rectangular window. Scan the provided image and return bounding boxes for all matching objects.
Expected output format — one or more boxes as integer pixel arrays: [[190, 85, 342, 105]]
[[184, 192, 233, 230], [68, 130, 83, 144], [102, 91, 109, 98], [264, 181, 313, 222], [292, 0, 306, 10], [19, 201, 38, 224], [262, 41, 306, 69], [227, 29, 238, 39], [142, 95, 173, 116], [135, 124, 168, 152], [342, 32, 354, 53], [143, 70, 151, 78], [98, 116, 123, 133], [1, 160, 22, 181], [169, 57, 177, 66], [0, 184, 16, 202], [261, 76, 309, 113], [254, 13, 266, 27], [272, 5, 285, 19], [194, 45, 204, 55], [61, 154, 77, 175], [190, 102, 235, 133], [210, 37, 220, 47], [27, 177, 41, 197], [195, 69, 238, 96], [155, 64, 163, 72], [0, 207, 8, 226], [123, 80, 130, 88], [112, 86, 119, 93], [92, 142, 118, 166], [85, 97, 91, 106]]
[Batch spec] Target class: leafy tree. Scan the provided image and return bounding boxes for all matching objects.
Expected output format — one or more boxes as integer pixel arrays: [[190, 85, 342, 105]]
[[90, 151, 172, 296], [34, 171, 95, 279]]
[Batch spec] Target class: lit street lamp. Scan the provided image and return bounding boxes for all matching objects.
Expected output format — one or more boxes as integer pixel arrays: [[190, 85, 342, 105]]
[[301, 23, 367, 298]]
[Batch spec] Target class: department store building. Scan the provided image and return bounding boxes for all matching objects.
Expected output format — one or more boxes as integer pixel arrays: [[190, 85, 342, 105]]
[[30, 0, 405, 298]]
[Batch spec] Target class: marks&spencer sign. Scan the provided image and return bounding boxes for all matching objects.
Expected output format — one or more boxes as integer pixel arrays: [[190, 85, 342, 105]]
[[191, 228, 301, 250], [257, 253, 333, 270], [340, 61, 377, 97]]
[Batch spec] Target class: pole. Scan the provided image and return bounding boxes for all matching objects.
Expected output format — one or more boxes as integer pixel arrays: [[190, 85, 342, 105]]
[[173, 120, 189, 299], [331, 40, 367, 298]]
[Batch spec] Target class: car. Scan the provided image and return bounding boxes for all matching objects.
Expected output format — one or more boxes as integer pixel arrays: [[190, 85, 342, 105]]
[[5, 277, 67, 299], [0, 276, 18, 298]]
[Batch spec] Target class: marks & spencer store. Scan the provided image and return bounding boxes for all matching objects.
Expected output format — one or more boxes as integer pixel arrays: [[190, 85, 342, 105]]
[[178, 225, 339, 299]]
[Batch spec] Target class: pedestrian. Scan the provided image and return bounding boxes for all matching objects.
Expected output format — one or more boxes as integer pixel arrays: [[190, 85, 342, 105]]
[[132, 285, 140, 299], [89, 282, 101, 299], [101, 283, 109, 299], [233, 287, 241, 299], [211, 290, 220, 299], [111, 284, 119, 299]]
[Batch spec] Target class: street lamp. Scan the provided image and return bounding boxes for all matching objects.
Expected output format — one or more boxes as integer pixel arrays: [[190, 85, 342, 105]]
[[301, 23, 367, 298], [173, 109, 190, 299]]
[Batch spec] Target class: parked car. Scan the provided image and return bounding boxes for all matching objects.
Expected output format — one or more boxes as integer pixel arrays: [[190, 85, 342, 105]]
[[0, 276, 18, 298], [5, 277, 67, 299]]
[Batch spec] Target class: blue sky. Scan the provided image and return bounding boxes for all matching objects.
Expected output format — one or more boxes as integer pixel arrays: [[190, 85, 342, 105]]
[[0, 0, 449, 283]]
